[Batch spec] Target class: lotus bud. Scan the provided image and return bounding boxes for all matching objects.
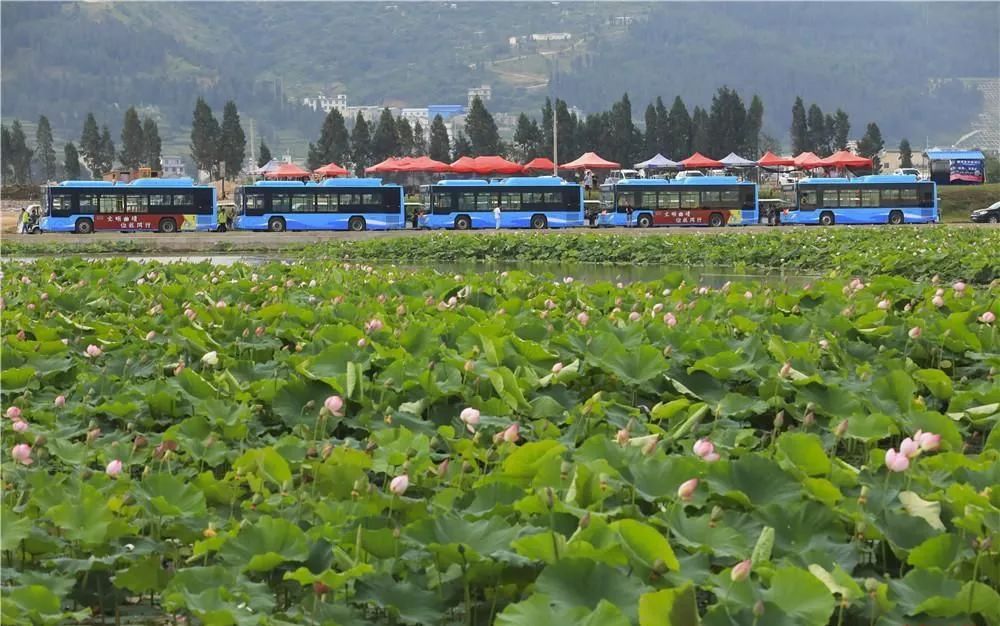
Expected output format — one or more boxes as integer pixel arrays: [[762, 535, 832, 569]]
[[834, 419, 848, 438], [884, 448, 910, 472], [436, 458, 450, 478], [730, 559, 752, 582], [389, 474, 409, 496], [599, 472, 610, 491], [864, 578, 880, 593], [551, 362, 563, 374], [952, 281, 966, 293], [201, 351, 219, 366], [641, 434, 660, 455], [779, 361, 792, 378], [774, 410, 785, 428], [5, 406, 22, 420], [544, 486, 555, 510], [133, 435, 148, 450], [908, 326, 922, 339], [576, 311, 589, 326], [980, 311, 996, 324], [579, 512, 590, 529], [106, 459, 123, 478], [900, 437, 920, 458], [85, 344, 103, 358], [11, 443, 33, 465], [877, 299, 891, 310], [753, 600, 765, 617], [616, 428, 630, 446], [86, 427, 101, 443], [709, 506, 724, 528], [501, 422, 520, 443], [802, 410, 815, 428], [858, 485, 869, 505], [677, 478, 698, 501]]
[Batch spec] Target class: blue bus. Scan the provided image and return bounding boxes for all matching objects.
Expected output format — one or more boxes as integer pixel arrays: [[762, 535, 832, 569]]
[[233, 178, 404, 232], [38, 178, 217, 234], [418, 177, 583, 230], [597, 177, 758, 227], [782, 175, 937, 225]]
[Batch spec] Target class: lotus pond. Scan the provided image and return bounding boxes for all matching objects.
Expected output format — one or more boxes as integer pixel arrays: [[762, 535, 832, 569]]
[[2, 257, 999, 626]]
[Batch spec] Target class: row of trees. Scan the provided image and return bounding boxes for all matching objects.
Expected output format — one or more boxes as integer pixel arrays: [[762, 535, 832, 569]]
[[790, 97, 851, 156], [1, 117, 85, 184]]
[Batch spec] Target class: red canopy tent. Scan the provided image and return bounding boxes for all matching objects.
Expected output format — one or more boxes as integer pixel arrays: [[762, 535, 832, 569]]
[[405, 156, 453, 173], [680, 152, 723, 169], [264, 163, 311, 180], [793, 152, 825, 169], [314, 162, 349, 177], [469, 156, 523, 175], [757, 151, 795, 167], [560, 152, 620, 170], [365, 157, 414, 174], [450, 156, 478, 174], [819, 150, 873, 169], [523, 157, 557, 172]]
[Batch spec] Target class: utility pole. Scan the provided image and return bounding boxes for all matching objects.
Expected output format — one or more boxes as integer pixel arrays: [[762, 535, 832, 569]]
[[249, 118, 256, 171], [552, 102, 558, 176]]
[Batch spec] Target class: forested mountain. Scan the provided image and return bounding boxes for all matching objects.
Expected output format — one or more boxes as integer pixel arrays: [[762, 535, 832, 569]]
[[2, 1, 996, 157]]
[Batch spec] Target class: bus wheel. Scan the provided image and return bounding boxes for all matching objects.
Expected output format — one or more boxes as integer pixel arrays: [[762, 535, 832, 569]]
[[709, 212, 725, 227], [30, 227, 41, 234], [348, 216, 366, 231], [268, 217, 286, 232], [530, 214, 548, 229], [454, 216, 471, 230], [75, 218, 94, 234], [159, 218, 178, 233], [637, 213, 652, 228], [888, 211, 904, 225], [819, 212, 835, 226]]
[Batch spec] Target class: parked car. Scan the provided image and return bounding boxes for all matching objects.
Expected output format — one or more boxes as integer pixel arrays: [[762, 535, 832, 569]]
[[892, 168, 925, 180], [970, 200, 1000, 223], [606, 169, 640, 183], [778, 172, 805, 187], [675, 171, 705, 180]]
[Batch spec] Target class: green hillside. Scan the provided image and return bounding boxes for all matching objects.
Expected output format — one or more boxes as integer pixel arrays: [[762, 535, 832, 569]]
[[2, 2, 997, 159]]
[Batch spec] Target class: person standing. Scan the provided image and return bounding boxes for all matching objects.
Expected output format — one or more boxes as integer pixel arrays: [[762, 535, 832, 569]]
[[624, 199, 634, 228], [493, 203, 502, 230]]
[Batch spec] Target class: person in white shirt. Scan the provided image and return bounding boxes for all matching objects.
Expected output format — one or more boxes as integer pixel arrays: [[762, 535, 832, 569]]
[[493, 204, 502, 229]]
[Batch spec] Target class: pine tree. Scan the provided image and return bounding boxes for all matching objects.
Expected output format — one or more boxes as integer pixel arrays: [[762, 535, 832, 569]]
[[396, 117, 414, 157], [142, 117, 162, 170], [857, 122, 885, 170], [643, 103, 658, 157], [119, 106, 145, 170], [64, 142, 82, 179], [666, 96, 692, 157], [899, 138, 913, 168], [219, 101, 247, 178], [691, 107, 710, 155], [806, 104, 826, 155], [745, 95, 764, 157], [257, 140, 272, 168], [9, 120, 34, 184], [555, 99, 578, 161], [428, 114, 450, 163], [190, 97, 221, 177], [541, 98, 554, 158], [371, 108, 400, 162], [608, 93, 637, 167], [790, 97, 809, 154], [412, 121, 428, 156], [80, 113, 102, 176], [452, 131, 472, 161], [513, 113, 541, 161], [654, 97, 669, 155], [708, 86, 746, 157], [307, 108, 351, 169], [464, 96, 500, 156], [832, 109, 850, 151], [350, 112, 373, 175], [1, 125, 13, 182], [98, 126, 115, 176], [35, 115, 57, 181]]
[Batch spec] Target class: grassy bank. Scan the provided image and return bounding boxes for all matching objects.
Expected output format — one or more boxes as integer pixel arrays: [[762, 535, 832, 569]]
[[938, 183, 999, 222], [5, 227, 999, 283]]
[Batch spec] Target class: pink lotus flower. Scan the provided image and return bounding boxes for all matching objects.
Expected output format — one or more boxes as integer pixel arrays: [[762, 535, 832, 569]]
[[357, 338, 367, 348], [11, 443, 32, 465], [616, 429, 630, 445], [501, 422, 520, 443], [980, 311, 996, 324], [106, 459, 123, 478], [324, 396, 345, 416], [908, 326, 922, 339], [652, 303, 664, 314], [184, 308, 197, 320], [85, 344, 102, 358], [953, 281, 966, 293], [744, 291, 753, 300], [12, 419, 28, 433], [551, 362, 563, 374], [215, 300, 226, 309], [663, 313, 677, 327], [731, 559, 752, 582], [932, 295, 945, 308], [900, 437, 920, 458], [544, 299, 556, 310], [885, 448, 910, 472], [677, 478, 698, 502], [914, 430, 940, 452], [576, 312, 589, 326], [389, 474, 409, 496], [628, 311, 641, 322], [563, 276, 574, 284], [54, 395, 65, 408], [692, 438, 715, 459], [877, 299, 891, 310], [460, 407, 480, 433], [365, 319, 383, 334], [5, 406, 22, 420]]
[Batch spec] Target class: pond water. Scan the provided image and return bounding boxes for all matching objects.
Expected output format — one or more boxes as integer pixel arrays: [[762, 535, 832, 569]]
[[5, 254, 815, 287]]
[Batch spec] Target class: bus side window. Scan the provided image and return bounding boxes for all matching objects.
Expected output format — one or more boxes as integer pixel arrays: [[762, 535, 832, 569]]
[[385, 189, 402, 212], [900, 188, 918, 206], [680, 191, 699, 209], [919, 189, 934, 208], [433, 192, 452, 214], [881, 189, 900, 206], [79, 194, 97, 214], [861, 189, 880, 207], [100, 195, 122, 213], [502, 192, 521, 212], [799, 190, 818, 210]]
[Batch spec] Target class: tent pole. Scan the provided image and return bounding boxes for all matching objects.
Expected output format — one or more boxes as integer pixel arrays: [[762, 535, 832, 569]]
[[553, 107, 558, 177]]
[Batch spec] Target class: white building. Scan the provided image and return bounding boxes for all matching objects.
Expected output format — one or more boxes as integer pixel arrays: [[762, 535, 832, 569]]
[[302, 93, 348, 114], [468, 85, 492, 107], [530, 32, 572, 42], [160, 156, 185, 178], [400, 108, 430, 128]]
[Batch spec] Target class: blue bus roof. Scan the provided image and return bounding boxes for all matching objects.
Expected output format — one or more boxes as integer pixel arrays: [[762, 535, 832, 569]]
[[247, 178, 399, 189], [799, 175, 924, 185], [57, 180, 115, 187], [433, 177, 576, 188], [129, 177, 197, 187], [613, 176, 747, 186]]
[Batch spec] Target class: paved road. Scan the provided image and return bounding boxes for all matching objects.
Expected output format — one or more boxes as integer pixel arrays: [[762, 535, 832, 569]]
[[4, 221, 992, 250]]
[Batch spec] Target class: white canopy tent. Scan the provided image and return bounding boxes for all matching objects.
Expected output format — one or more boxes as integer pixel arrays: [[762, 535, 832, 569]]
[[634, 153, 681, 169], [718, 152, 757, 168]]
